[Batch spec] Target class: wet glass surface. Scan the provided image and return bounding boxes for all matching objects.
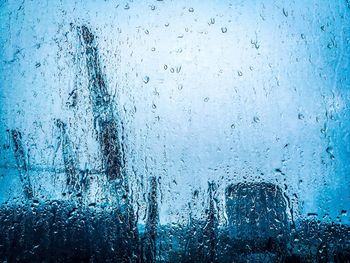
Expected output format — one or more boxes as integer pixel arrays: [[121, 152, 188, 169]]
[[0, 1, 349, 262]]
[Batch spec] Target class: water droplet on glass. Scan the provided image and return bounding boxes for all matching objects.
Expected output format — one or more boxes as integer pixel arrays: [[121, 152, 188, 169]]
[[150, 5, 156, 10], [178, 84, 183, 90], [326, 146, 335, 160], [124, 3, 130, 10], [103, 95, 110, 103], [251, 39, 260, 49], [253, 116, 260, 123], [298, 113, 304, 120], [204, 97, 209, 102], [237, 71, 243, 76], [170, 68, 175, 73], [221, 27, 227, 33], [188, 7, 194, 12], [282, 8, 288, 17], [143, 76, 150, 84], [327, 41, 334, 49], [164, 64, 168, 70]]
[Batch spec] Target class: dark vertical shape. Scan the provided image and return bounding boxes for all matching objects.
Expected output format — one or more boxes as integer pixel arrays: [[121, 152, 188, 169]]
[[55, 119, 80, 193], [284, 192, 296, 230], [10, 130, 33, 199], [183, 190, 205, 263], [100, 119, 123, 181], [203, 181, 218, 263], [142, 176, 158, 263], [79, 25, 138, 261], [79, 25, 123, 182]]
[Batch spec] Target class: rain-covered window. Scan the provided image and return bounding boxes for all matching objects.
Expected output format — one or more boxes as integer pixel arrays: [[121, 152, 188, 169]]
[[0, 1, 349, 262]]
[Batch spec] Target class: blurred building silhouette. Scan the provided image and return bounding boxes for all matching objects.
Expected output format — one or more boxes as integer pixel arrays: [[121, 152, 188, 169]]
[[225, 182, 289, 260]]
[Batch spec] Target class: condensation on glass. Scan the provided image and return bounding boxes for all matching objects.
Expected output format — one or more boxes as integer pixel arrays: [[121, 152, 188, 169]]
[[0, 0, 349, 262]]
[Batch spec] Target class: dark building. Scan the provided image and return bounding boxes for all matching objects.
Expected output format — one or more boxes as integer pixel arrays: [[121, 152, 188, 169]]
[[225, 182, 289, 260]]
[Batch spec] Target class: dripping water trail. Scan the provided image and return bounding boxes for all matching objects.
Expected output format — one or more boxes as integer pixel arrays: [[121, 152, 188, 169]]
[[55, 119, 84, 196], [204, 181, 218, 263], [10, 130, 33, 199], [142, 176, 159, 263]]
